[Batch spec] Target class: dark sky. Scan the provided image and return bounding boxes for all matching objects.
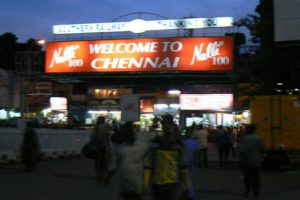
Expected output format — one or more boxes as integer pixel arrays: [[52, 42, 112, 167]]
[[0, 0, 259, 43]]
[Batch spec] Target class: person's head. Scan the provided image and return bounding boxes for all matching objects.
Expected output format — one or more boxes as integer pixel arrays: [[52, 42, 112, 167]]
[[244, 123, 256, 135], [25, 121, 35, 137], [96, 116, 105, 124], [162, 114, 173, 124], [198, 124, 203, 130], [122, 121, 135, 144], [161, 114, 175, 135], [185, 127, 194, 138], [191, 122, 197, 129], [26, 121, 34, 129]]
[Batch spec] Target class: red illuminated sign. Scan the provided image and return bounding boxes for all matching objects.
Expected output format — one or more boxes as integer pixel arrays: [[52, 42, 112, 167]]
[[140, 99, 155, 113], [45, 37, 233, 73]]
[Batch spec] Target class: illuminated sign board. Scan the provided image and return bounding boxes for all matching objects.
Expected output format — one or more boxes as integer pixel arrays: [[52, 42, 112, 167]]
[[53, 17, 234, 34], [179, 94, 233, 110], [140, 98, 155, 113], [50, 97, 67, 111], [45, 37, 233, 73]]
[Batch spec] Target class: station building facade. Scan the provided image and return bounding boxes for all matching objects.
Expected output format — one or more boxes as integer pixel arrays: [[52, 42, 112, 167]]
[[23, 14, 250, 128]]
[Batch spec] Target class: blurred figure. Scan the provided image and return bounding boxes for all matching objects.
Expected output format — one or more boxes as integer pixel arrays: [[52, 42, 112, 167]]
[[182, 128, 200, 200], [21, 121, 40, 172], [231, 126, 239, 158], [150, 115, 161, 133], [190, 122, 197, 137], [118, 122, 151, 200], [216, 125, 232, 167], [143, 114, 190, 200], [90, 116, 115, 182], [226, 126, 235, 158], [193, 124, 209, 167], [238, 124, 264, 199]]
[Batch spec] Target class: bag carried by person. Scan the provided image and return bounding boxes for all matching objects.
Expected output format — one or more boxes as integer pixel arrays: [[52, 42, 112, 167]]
[[81, 141, 98, 159]]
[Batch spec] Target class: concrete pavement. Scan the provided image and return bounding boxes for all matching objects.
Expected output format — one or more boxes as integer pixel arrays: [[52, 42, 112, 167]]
[[0, 156, 299, 200]]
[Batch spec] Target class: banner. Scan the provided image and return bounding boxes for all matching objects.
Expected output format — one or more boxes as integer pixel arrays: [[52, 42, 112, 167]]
[[120, 94, 140, 122], [45, 37, 233, 73], [53, 17, 234, 34]]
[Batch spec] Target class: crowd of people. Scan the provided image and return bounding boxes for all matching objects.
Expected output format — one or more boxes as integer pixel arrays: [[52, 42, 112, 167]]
[[85, 115, 264, 200], [20, 114, 264, 200]]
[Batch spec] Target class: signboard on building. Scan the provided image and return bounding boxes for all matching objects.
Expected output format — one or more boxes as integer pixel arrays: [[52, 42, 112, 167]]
[[45, 37, 233, 73], [140, 98, 155, 113], [87, 99, 120, 110], [179, 94, 233, 111], [88, 88, 132, 99], [53, 17, 234, 34], [50, 97, 68, 111]]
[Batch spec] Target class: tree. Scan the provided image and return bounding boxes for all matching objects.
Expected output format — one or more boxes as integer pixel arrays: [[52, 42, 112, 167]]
[[234, 0, 283, 94], [235, 0, 273, 48], [0, 32, 18, 70], [25, 38, 42, 51], [0, 33, 43, 71], [235, 14, 261, 44]]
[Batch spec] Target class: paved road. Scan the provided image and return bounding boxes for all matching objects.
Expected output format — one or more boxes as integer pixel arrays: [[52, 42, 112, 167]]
[[1, 157, 300, 200]]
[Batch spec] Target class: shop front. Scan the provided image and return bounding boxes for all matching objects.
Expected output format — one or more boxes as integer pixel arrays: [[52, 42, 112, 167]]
[[179, 93, 234, 128]]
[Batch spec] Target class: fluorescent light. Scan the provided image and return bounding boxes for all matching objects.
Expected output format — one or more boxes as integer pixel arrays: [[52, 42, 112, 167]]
[[168, 90, 181, 95], [170, 104, 180, 108], [88, 110, 108, 114], [154, 104, 168, 109], [108, 111, 121, 114]]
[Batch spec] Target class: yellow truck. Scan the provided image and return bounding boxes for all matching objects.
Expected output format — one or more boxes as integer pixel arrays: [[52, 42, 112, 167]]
[[250, 95, 300, 168]]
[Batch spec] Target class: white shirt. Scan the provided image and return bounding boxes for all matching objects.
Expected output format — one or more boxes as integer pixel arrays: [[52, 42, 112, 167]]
[[194, 129, 208, 148]]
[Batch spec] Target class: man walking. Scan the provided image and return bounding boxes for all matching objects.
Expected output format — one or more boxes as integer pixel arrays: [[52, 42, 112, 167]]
[[143, 114, 190, 200], [91, 116, 115, 182], [216, 125, 231, 167], [194, 124, 208, 167], [239, 124, 264, 199]]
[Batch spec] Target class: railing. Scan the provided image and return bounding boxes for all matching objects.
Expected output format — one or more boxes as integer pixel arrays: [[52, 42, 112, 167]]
[[0, 128, 91, 162]]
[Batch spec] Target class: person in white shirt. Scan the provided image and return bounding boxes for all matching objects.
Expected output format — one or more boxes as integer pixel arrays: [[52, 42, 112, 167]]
[[193, 124, 209, 167]]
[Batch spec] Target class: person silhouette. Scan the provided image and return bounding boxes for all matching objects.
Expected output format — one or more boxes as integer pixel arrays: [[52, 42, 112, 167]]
[[238, 124, 264, 199], [143, 114, 190, 200], [21, 121, 40, 172]]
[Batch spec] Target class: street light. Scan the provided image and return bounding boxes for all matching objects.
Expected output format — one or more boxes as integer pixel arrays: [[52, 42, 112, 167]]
[[37, 39, 46, 51], [37, 39, 46, 45]]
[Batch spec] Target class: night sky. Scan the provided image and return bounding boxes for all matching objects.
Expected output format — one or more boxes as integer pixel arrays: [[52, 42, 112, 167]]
[[0, 0, 259, 43]]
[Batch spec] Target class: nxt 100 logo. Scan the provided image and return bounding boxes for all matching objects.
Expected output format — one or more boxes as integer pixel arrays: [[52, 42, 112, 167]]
[[49, 45, 83, 68]]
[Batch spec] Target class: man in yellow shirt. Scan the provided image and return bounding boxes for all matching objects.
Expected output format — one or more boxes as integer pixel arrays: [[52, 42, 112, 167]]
[[143, 114, 190, 200]]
